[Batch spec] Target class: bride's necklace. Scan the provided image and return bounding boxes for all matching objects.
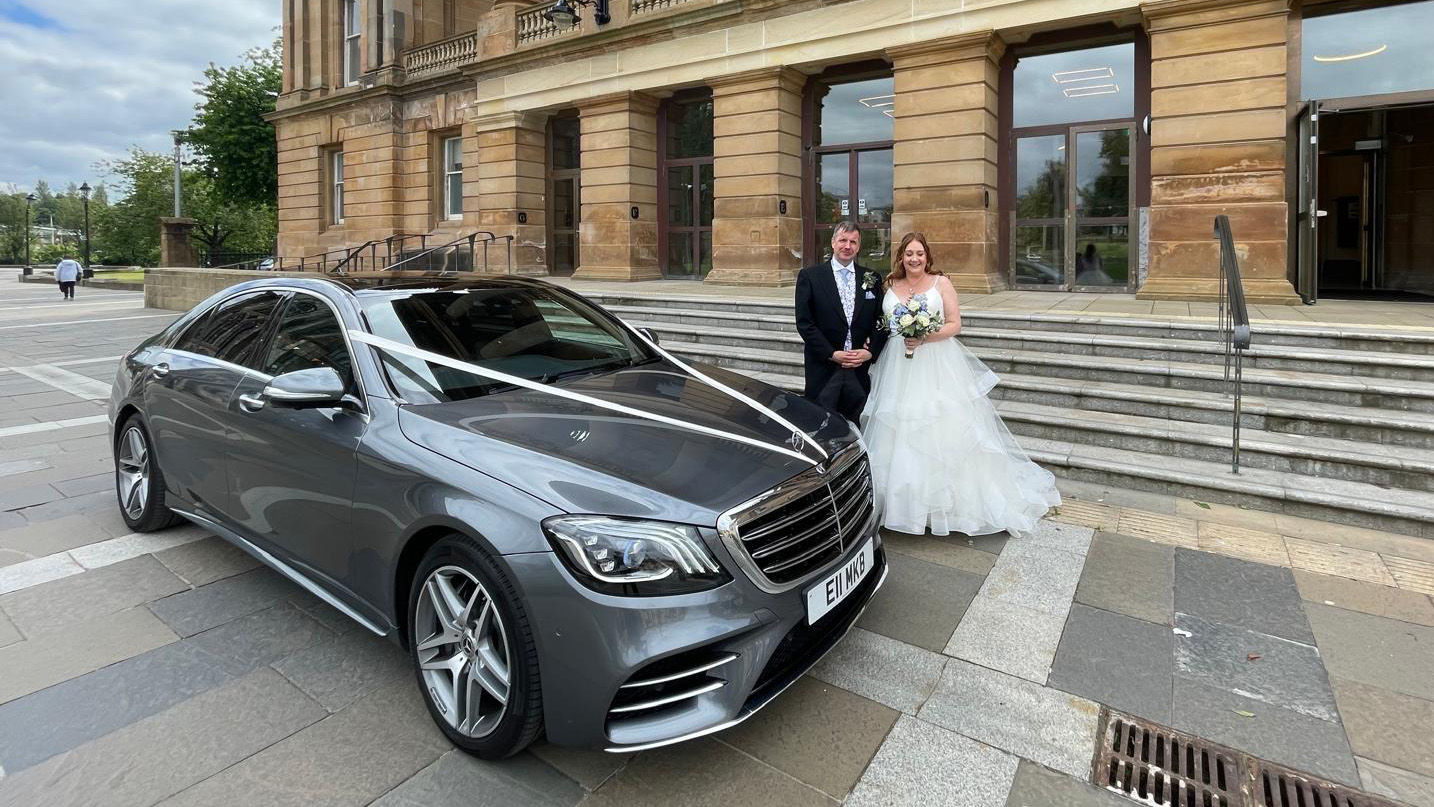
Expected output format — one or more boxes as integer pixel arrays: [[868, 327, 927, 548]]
[[897, 272, 934, 303]]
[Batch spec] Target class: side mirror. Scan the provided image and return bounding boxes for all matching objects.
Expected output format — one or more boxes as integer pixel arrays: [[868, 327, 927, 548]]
[[636, 327, 660, 345], [263, 367, 349, 409]]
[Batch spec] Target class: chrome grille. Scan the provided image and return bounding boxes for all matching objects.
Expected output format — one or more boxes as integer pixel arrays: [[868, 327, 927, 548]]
[[720, 447, 875, 590]]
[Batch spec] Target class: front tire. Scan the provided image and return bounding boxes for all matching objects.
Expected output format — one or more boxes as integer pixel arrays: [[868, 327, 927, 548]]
[[408, 535, 543, 759], [114, 415, 183, 533]]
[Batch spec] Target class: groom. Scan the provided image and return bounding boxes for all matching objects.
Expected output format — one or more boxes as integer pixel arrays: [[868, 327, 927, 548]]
[[794, 221, 888, 423]]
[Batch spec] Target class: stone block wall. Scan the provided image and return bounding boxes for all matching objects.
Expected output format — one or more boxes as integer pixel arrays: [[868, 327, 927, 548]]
[[144, 268, 275, 312]]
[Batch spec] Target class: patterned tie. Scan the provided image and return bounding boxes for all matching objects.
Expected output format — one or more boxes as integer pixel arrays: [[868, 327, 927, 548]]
[[839, 265, 855, 351]]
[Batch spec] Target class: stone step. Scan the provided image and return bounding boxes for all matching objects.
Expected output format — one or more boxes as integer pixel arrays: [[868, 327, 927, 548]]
[[1021, 436, 1434, 539], [651, 329, 1434, 413], [993, 400, 1434, 493]]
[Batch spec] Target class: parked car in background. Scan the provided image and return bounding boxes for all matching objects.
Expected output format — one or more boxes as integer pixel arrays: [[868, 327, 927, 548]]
[[109, 275, 884, 758]]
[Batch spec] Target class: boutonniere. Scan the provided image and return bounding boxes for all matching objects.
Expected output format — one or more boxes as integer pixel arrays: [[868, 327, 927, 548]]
[[861, 272, 879, 291]]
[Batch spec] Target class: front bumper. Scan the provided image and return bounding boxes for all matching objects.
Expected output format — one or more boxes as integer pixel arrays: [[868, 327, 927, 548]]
[[509, 518, 886, 751]]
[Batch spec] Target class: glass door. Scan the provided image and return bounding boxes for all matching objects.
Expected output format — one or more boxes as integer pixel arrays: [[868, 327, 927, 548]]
[[1296, 101, 1321, 303], [548, 116, 580, 277], [660, 95, 715, 279], [815, 148, 893, 267]]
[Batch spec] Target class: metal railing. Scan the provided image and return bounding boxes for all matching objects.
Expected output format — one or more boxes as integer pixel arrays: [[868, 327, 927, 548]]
[[1214, 215, 1253, 474], [345, 232, 515, 275]]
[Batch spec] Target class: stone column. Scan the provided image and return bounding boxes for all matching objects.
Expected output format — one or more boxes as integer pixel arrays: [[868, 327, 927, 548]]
[[1141, 0, 1299, 303], [473, 110, 549, 276], [574, 92, 661, 281], [888, 32, 1006, 294], [706, 68, 805, 287], [159, 218, 198, 268]]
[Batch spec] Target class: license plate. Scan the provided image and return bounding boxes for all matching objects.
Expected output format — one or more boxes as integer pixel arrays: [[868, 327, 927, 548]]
[[805, 539, 874, 625]]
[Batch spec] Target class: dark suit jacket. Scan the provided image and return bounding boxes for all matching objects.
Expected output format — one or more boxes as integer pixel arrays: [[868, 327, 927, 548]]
[[794, 261, 889, 402]]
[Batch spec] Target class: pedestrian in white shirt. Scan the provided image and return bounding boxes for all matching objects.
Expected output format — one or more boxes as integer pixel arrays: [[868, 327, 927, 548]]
[[55, 257, 81, 300]]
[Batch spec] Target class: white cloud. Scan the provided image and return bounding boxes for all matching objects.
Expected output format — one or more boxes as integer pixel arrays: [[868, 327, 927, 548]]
[[0, 0, 279, 194]]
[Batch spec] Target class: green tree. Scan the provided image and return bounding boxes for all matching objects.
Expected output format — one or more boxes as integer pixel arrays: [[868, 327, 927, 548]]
[[0, 193, 31, 262], [187, 40, 281, 208]]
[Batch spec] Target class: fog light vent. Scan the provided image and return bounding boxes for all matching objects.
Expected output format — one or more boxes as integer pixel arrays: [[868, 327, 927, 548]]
[[607, 650, 737, 721]]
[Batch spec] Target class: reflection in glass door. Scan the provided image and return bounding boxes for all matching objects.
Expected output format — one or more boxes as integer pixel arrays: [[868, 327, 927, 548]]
[[548, 116, 580, 277], [1011, 125, 1133, 290]]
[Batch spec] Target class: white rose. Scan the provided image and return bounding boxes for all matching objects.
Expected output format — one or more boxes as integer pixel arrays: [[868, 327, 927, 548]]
[[898, 314, 915, 327], [915, 315, 930, 327]]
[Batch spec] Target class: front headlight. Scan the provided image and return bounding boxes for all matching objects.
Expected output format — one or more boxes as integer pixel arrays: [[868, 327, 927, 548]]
[[542, 515, 730, 596]]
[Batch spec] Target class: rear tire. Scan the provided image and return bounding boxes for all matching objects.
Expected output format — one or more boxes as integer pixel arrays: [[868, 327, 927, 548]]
[[114, 415, 183, 533], [408, 534, 543, 759]]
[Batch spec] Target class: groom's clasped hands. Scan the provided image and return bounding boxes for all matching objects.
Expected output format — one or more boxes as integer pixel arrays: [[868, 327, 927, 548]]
[[831, 347, 872, 369]]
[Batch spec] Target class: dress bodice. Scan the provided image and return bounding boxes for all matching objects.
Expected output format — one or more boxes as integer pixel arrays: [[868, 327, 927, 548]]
[[882, 284, 943, 333]]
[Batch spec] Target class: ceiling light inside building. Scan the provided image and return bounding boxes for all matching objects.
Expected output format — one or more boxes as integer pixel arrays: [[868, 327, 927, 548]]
[[1052, 67, 1114, 84], [1312, 44, 1387, 62], [858, 94, 896, 109], [1064, 83, 1120, 98]]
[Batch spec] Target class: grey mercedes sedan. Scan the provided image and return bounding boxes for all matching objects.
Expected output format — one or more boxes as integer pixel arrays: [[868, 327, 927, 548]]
[[109, 275, 884, 758]]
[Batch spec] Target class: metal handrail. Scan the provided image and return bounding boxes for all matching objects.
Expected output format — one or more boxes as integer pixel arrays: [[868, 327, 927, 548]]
[[331, 239, 382, 275], [382, 232, 515, 274], [1213, 215, 1253, 473]]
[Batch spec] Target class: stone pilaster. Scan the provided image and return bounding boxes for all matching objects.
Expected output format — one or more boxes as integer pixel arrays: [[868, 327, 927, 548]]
[[1141, 0, 1299, 304], [706, 67, 805, 287], [473, 110, 549, 276], [574, 92, 662, 281], [888, 31, 1006, 294]]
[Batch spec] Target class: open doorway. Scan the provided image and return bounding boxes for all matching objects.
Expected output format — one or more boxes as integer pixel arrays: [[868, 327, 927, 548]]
[[1301, 103, 1434, 301]]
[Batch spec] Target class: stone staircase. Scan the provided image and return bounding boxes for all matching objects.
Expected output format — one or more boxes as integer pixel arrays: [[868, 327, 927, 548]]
[[585, 290, 1434, 540]]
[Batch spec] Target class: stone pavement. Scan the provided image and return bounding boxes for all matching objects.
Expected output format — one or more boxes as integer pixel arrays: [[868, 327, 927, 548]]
[[1, 281, 1433, 807]]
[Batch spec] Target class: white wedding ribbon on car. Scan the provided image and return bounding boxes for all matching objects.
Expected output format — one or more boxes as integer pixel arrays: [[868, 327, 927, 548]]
[[348, 330, 826, 467]]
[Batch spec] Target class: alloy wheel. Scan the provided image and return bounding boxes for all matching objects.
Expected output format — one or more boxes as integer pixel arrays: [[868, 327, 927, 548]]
[[414, 565, 512, 738], [116, 425, 151, 520]]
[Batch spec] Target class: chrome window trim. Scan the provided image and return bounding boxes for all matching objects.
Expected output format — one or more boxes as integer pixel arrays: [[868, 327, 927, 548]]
[[716, 443, 868, 594]]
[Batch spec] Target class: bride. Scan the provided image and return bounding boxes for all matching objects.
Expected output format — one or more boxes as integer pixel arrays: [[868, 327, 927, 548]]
[[860, 232, 1060, 537]]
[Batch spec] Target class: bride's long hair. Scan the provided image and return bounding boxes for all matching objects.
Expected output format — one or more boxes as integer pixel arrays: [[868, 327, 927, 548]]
[[886, 232, 943, 288]]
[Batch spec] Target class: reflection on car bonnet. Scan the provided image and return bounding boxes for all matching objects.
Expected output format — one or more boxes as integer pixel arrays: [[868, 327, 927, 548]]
[[347, 329, 828, 466]]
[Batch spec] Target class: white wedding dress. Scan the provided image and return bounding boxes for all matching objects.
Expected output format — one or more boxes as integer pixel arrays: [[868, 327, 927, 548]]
[[860, 286, 1060, 536]]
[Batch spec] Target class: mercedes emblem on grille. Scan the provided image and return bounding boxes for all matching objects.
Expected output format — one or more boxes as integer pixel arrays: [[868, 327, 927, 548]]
[[787, 430, 804, 450]]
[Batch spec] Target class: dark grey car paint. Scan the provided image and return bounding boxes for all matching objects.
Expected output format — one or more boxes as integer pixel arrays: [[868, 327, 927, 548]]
[[110, 275, 881, 750]]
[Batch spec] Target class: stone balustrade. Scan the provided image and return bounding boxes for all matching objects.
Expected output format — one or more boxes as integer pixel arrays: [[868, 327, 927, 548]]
[[516, 4, 578, 46], [403, 31, 479, 76], [631, 0, 695, 14]]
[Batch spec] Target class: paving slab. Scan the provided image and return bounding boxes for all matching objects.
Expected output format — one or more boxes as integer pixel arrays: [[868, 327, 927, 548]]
[[1171, 677, 1359, 787], [186, 603, 334, 673], [0, 608, 19, 647], [155, 678, 451, 807], [1173, 612, 1337, 722], [720, 676, 898, 799], [1050, 604, 1173, 725], [147, 567, 297, 637], [1357, 757, 1434, 807], [1306, 602, 1434, 701], [1020, 521, 1095, 556], [528, 743, 631, 792], [878, 531, 998, 575], [270, 626, 411, 712], [944, 595, 1067, 684], [0, 640, 237, 775], [1285, 538, 1396, 587], [580, 737, 836, 807], [0, 606, 177, 704], [1385, 555, 1434, 597], [980, 542, 1087, 617], [0, 669, 325, 807], [846, 715, 1018, 807], [0, 513, 114, 558], [1174, 549, 1315, 644], [1332, 678, 1434, 779], [1293, 569, 1434, 627], [0, 483, 64, 512], [0, 555, 187, 636], [69, 524, 210, 569], [857, 552, 983, 652], [1074, 532, 1174, 625], [288, 588, 365, 634], [918, 659, 1101, 778], [1195, 522, 1291, 567], [808, 627, 947, 715], [369, 749, 584, 807], [153, 535, 262, 587], [1005, 759, 1131, 807]]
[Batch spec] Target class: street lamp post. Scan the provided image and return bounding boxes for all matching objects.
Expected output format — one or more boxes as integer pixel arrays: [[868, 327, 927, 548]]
[[23, 193, 36, 276], [79, 182, 92, 273]]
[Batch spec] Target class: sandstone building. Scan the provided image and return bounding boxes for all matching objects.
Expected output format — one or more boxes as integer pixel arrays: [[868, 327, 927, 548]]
[[271, 0, 1434, 303]]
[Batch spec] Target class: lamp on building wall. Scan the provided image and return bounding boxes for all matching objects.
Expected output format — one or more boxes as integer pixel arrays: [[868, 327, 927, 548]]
[[543, 0, 609, 26]]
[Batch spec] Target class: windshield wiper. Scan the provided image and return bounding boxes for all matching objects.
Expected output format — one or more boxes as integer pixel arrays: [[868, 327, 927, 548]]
[[538, 359, 631, 385]]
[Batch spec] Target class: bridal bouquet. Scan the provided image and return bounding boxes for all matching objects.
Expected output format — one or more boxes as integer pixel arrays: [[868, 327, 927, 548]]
[[890, 297, 943, 359]]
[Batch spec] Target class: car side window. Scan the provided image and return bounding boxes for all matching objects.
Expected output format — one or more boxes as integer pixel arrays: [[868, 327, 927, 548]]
[[261, 295, 355, 391], [172, 291, 284, 368]]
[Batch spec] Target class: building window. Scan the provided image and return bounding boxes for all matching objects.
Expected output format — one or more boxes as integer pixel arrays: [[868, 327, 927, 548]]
[[660, 93, 714, 279], [343, 0, 361, 86], [443, 136, 463, 220], [806, 72, 894, 268], [330, 150, 346, 224], [1301, 0, 1434, 100]]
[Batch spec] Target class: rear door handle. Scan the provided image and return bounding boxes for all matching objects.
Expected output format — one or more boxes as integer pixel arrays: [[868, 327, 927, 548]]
[[237, 393, 266, 413], [150, 363, 170, 379]]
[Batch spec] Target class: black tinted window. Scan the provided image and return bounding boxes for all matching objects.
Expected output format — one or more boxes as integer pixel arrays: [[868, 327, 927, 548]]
[[173, 291, 283, 368], [262, 295, 354, 389]]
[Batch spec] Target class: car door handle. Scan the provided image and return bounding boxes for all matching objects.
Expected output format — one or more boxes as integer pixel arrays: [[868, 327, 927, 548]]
[[150, 363, 170, 379], [237, 393, 267, 412]]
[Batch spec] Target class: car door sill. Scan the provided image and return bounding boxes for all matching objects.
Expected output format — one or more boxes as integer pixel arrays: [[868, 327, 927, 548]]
[[172, 508, 391, 638]]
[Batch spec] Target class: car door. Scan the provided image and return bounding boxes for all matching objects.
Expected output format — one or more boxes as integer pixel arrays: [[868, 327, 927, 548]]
[[143, 290, 284, 518], [223, 291, 367, 591]]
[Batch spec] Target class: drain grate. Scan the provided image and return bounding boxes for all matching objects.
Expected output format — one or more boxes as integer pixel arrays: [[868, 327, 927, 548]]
[[1092, 710, 1404, 807], [1095, 711, 1241, 806]]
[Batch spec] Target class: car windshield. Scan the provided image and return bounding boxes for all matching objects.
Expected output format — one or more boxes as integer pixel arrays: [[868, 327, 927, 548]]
[[360, 285, 656, 403]]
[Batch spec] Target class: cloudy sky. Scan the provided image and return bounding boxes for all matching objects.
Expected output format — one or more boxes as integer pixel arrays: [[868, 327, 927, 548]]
[[0, 0, 279, 195]]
